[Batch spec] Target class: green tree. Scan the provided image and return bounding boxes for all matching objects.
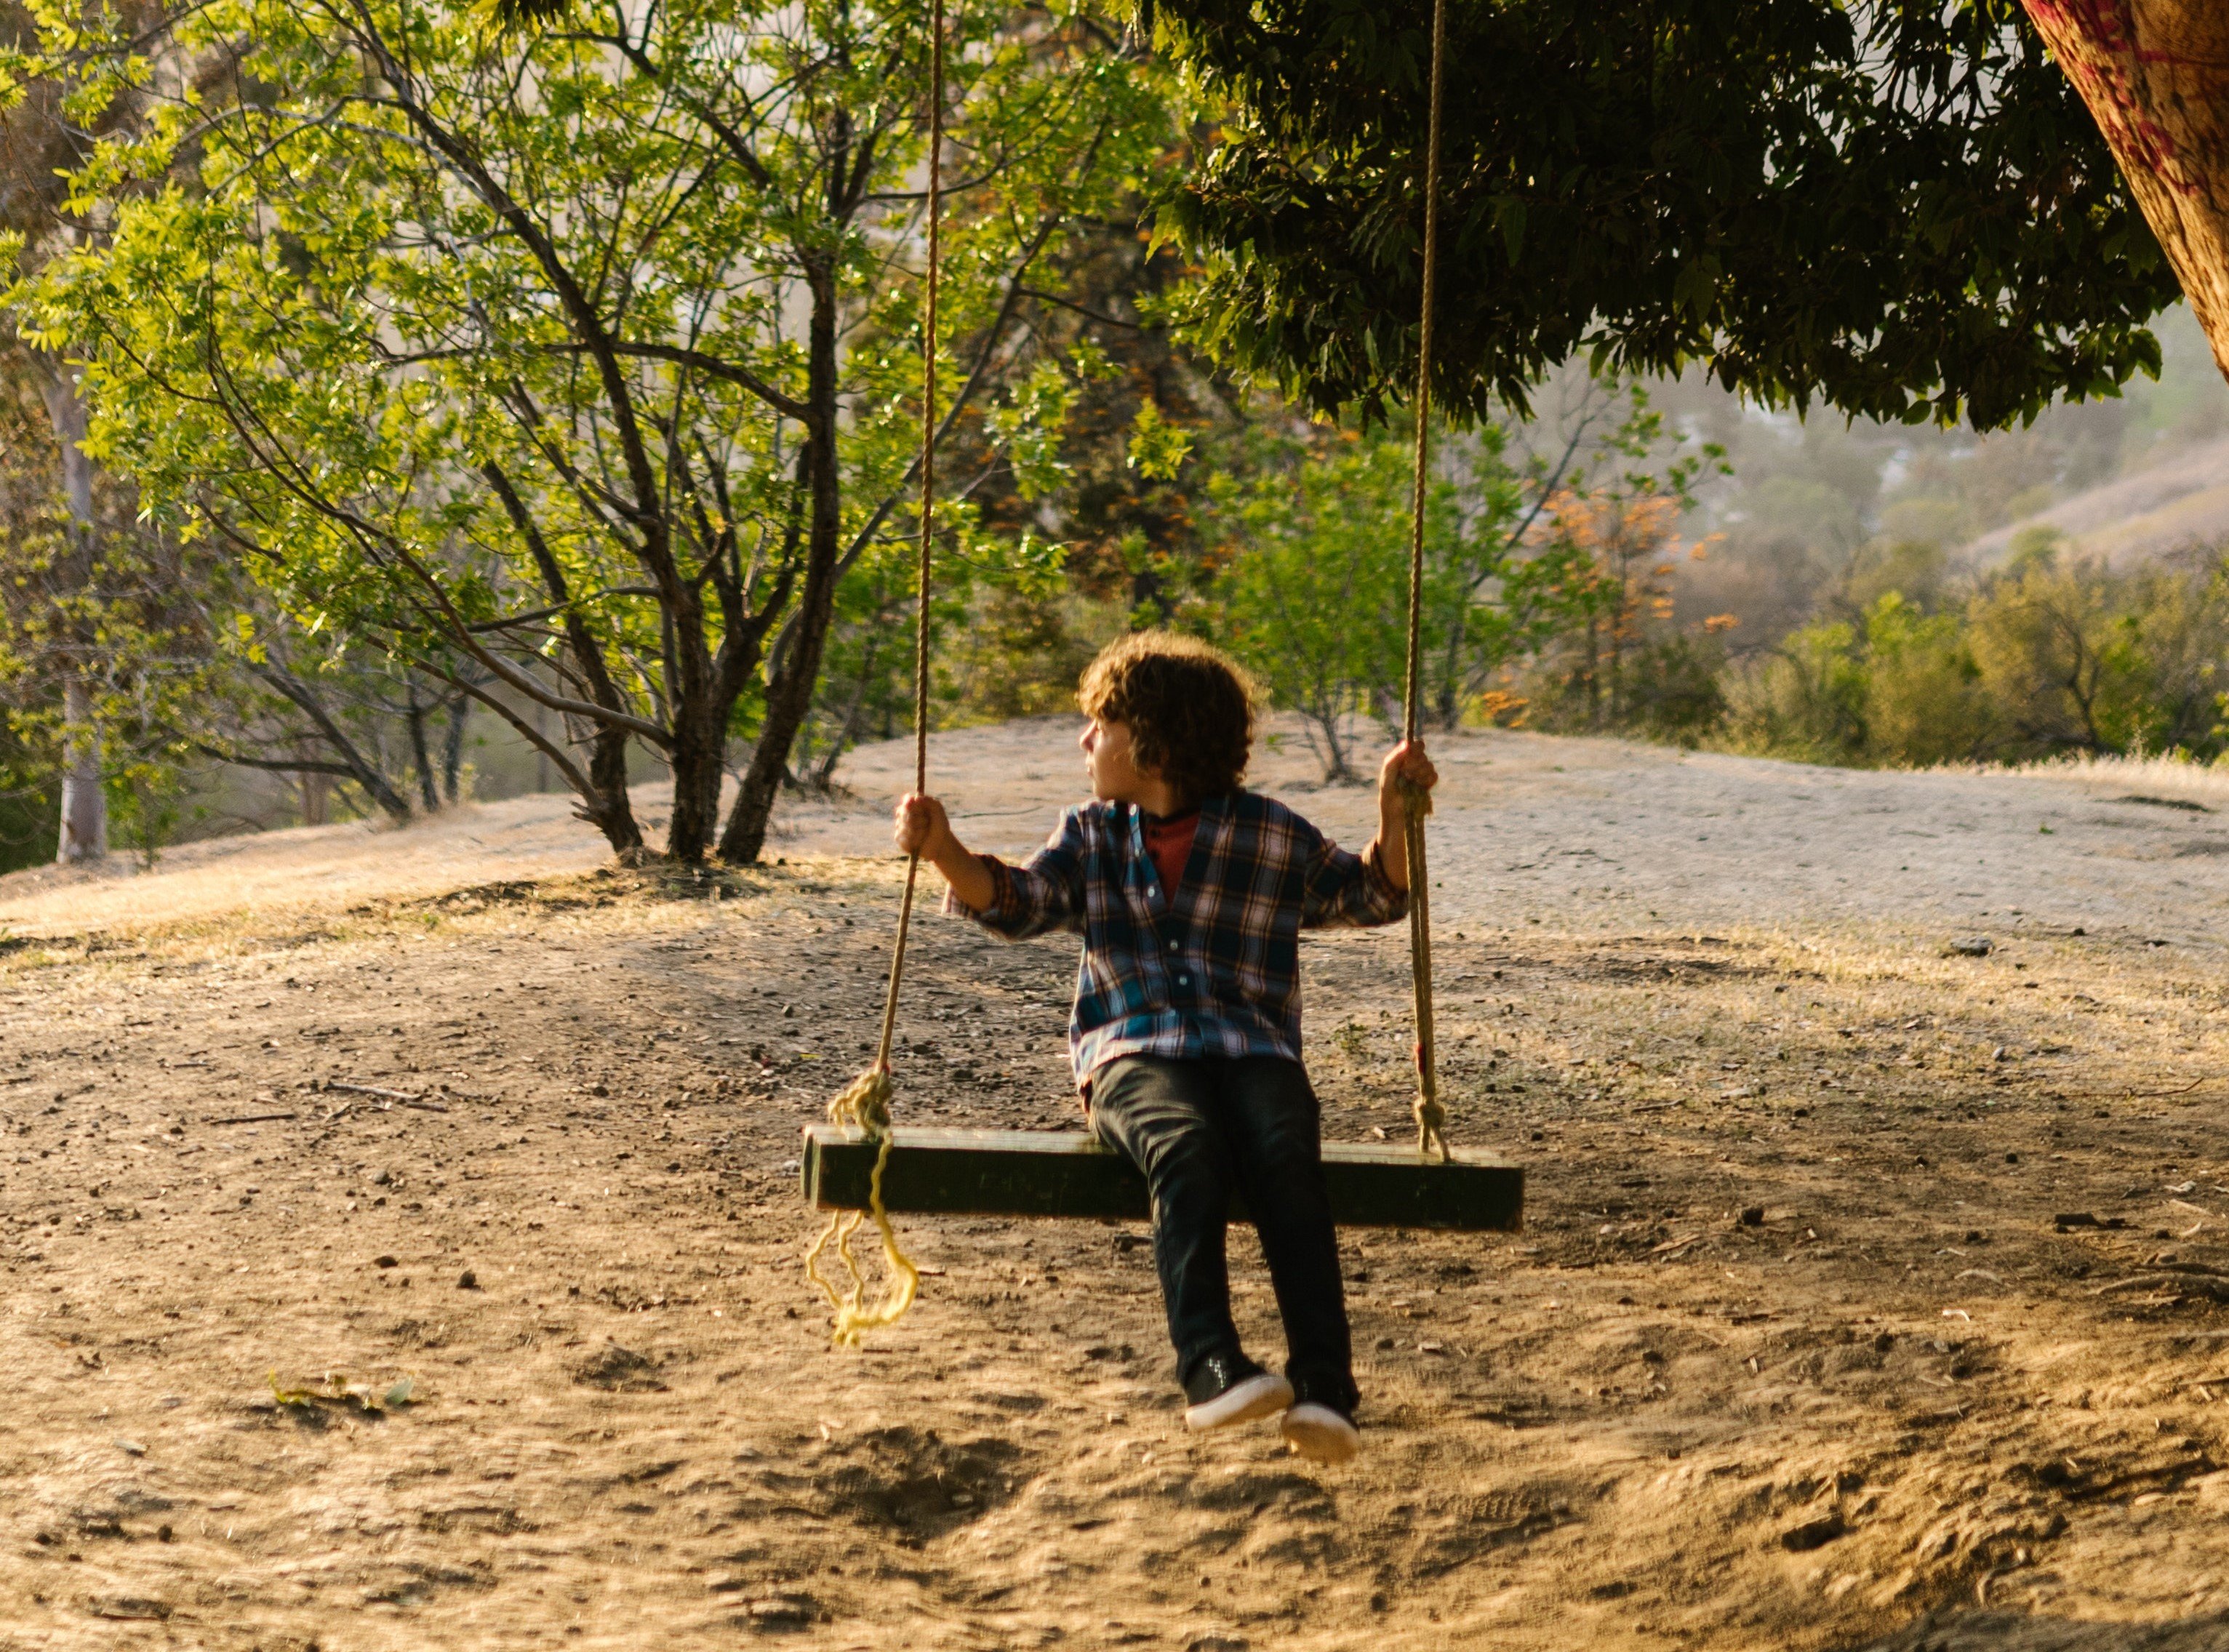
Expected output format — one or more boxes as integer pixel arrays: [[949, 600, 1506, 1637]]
[[1724, 622, 1869, 765], [1208, 427, 1451, 781], [0, 345, 220, 861], [1963, 550, 2229, 758], [1153, 0, 2180, 430], [1858, 591, 2000, 766], [1, 0, 177, 862], [22, 0, 1166, 863]]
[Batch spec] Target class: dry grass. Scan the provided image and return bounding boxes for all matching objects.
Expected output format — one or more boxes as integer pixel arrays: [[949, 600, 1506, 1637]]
[[1937, 751, 2229, 811]]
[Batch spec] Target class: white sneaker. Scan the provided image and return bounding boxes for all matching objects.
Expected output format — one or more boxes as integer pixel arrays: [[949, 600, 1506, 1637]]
[[1184, 1370, 1295, 1432], [1281, 1400, 1361, 1464]]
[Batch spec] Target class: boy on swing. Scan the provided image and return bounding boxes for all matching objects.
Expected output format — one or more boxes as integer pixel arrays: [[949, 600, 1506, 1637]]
[[895, 631, 1436, 1464]]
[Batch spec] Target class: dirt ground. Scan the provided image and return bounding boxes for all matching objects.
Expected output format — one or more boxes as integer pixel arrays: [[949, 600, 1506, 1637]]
[[7, 721, 2229, 1651]]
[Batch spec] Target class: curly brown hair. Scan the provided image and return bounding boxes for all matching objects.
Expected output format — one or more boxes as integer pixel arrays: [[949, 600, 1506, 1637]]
[[1078, 631, 1258, 805]]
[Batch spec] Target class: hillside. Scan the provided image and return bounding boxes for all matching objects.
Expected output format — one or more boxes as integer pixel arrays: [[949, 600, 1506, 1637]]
[[1966, 435, 2229, 569]]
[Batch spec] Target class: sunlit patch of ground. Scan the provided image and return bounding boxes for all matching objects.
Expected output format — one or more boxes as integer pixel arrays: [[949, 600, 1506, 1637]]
[[4, 723, 2228, 1650]]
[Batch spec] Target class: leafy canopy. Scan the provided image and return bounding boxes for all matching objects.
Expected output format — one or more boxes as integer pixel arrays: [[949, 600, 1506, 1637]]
[[16, 0, 1165, 854], [1153, 0, 2182, 430]]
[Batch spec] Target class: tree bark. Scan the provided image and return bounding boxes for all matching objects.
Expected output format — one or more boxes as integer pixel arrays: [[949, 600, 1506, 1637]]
[[718, 268, 845, 865], [406, 687, 441, 812], [441, 692, 469, 804], [2021, 0, 2229, 378], [55, 672, 107, 862]]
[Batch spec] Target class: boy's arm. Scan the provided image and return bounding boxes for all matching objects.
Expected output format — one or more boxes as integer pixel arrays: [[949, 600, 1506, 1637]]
[[1299, 739, 1438, 929], [1364, 739, 1438, 893], [896, 795, 1087, 937], [896, 795, 996, 910]]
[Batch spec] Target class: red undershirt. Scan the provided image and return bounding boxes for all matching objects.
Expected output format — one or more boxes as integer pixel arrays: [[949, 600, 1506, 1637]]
[[1141, 807, 1199, 904]]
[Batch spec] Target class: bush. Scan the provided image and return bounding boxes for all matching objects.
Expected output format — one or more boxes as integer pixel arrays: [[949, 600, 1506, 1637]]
[[1723, 622, 1867, 763], [1723, 545, 2229, 769], [1861, 592, 2001, 765]]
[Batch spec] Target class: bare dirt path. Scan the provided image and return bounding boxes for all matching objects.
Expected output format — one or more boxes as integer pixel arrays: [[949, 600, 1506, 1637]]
[[5, 724, 2229, 1651]]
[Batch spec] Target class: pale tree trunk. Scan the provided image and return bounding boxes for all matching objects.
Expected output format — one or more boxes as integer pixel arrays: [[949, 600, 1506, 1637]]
[[2021, 0, 2229, 378], [57, 673, 107, 861], [31, 354, 107, 863]]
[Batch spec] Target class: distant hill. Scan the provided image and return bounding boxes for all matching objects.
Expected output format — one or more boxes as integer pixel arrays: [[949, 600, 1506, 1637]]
[[1966, 434, 2229, 568]]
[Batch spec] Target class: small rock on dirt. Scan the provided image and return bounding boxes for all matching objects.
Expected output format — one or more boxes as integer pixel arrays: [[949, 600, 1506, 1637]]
[[1946, 937, 1993, 958], [2054, 1213, 2129, 1232], [570, 1342, 667, 1392], [743, 1593, 818, 1626], [87, 1596, 170, 1621], [1780, 1515, 1846, 1552]]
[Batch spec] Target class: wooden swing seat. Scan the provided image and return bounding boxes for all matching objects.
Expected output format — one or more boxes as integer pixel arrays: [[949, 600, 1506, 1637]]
[[801, 1124, 1523, 1231]]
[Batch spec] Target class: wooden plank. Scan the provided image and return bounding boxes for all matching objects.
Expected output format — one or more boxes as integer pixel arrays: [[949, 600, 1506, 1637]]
[[801, 1125, 1524, 1232]]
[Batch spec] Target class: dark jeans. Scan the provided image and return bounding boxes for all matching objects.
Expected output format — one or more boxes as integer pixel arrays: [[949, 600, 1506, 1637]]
[[1089, 1054, 1357, 1414]]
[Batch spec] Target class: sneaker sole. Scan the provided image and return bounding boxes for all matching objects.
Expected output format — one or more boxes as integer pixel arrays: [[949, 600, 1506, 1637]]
[[1281, 1402, 1360, 1464], [1184, 1372, 1294, 1432]]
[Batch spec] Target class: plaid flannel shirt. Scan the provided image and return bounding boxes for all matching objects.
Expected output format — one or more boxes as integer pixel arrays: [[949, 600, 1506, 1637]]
[[946, 789, 1408, 1088]]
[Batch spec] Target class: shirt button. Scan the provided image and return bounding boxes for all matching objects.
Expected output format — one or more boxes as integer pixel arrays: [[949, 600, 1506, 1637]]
[[1167, 939, 1179, 952], [1176, 974, 1189, 985]]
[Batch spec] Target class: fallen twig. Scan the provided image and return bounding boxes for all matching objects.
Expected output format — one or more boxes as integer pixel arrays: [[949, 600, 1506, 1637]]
[[2076, 1077, 2216, 1100], [209, 1112, 298, 1126], [325, 1080, 450, 1114], [2090, 1272, 2229, 1303]]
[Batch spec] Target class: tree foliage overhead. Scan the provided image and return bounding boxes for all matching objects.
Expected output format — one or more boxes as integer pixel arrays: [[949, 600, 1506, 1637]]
[[1154, 0, 2185, 430]]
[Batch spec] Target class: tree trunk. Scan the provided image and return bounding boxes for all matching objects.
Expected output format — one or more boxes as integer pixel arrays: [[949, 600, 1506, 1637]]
[[34, 358, 107, 864], [480, 466, 646, 857], [441, 693, 469, 804], [2021, 0, 2229, 378], [406, 688, 441, 812], [664, 626, 727, 863], [719, 268, 844, 865], [586, 720, 642, 857], [56, 672, 107, 862]]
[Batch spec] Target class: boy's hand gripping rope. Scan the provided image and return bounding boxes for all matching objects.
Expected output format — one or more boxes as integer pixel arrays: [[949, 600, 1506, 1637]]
[[804, 0, 944, 1347], [1402, 0, 1450, 1165]]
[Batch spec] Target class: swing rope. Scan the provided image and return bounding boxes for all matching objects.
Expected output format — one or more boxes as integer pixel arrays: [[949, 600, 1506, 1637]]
[[1401, 0, 1449, 1164], [807, 0, 1453, 1333], [804, 0, 945, 1346]]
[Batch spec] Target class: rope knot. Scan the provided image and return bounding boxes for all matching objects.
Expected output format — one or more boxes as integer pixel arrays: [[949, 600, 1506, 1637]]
[[828, 1063, 893, 1141], [1413, 1093, 1449, 1163], [807, 1058, 918, 1346]]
